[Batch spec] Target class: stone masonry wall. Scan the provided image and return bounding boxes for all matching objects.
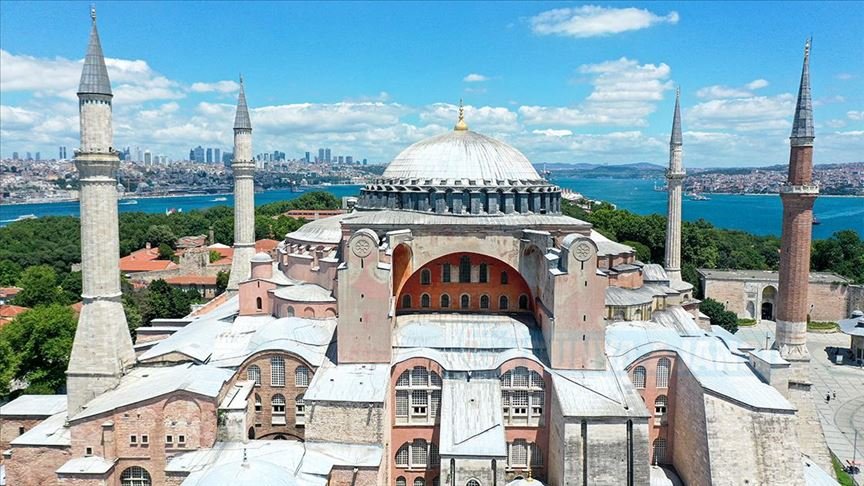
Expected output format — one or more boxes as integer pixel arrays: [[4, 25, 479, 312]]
[[0, 416, 43, 464], [670, 360, 712, 486], [304, 401, 386, 445], [5, 445, 71, 486]]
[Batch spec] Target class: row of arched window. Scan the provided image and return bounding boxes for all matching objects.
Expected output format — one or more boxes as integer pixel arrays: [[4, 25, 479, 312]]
[[395, 439, 439, 469], [501, 367, 545, 426], [419, 260, 510, 285], [246, 359, 310, 387], [395, 367, 443, 425], [254, 393, 305, 425], [401, 293, 529, 311], [120, 466, 151, 486], [395, 477, 440, 486], [631, 357, 670, 389]]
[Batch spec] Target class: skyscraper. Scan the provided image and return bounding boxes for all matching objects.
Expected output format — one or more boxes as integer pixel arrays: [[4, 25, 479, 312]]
[[305, 151, 311, 163], [325, 148, 331, 163], [143, 150, 152, 166], [66, 6, 136, 417], [193, 145, 205, 163], [34, 152, 40, 161], [206, 147, 213, 164], [318, 148, 325, 163], [215, 148, 221, 164]]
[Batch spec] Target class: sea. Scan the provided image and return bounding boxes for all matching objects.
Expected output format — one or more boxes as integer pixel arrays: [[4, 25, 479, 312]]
[[1, 179, 861, 239]]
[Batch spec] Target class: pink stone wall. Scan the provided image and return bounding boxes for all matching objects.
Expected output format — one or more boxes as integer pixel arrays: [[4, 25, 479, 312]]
[[238, 279, 276, 316], [4, 445, 70, 486]]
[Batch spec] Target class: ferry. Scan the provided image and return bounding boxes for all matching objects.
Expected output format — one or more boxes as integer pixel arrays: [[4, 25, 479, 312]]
[[689, 193, 710, 201], [119, 199, 138, 205], [812, 216, 821, 226], [211, 197, 228, 202]]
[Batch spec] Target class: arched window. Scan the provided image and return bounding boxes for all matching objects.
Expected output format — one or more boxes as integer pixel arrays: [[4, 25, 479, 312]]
[[479, 263, 488, 283], [246, 365, 261, 385], [501, 367, 544, 426], [295, 365, 310, 387], [395, 367, 442, 425], [270, 357, 285, 386], [295, 393, 305, 425], [271, 394, 286, 425], [501, 271, 509, 284], [421, 293, 431, 308], [508, 439, 529, 467], [402, 294, 412, 309], [440, 294, 450, 308], [120, 466, 151, 486], [254, 394, 262, 412], [518, 294, 529, 310], [256, 296, 263, 310], [459, 255, 471, 283], [442, 263, 451, 283], [415, 479, 426, 486], [632, 366, 646, 389], [421, 268, 432, 285], [411, 439, 428, 468], [460, 294, 470, 309], [656, 358, 670, 388], [655, 395, 667, 414], [480, 295, 490, 309], [466, 480, 481, 486], [653, 438, 667, 463], [396, 477, 407, 486], [395, 444, 409, 467], [499, 295, 509, 310]]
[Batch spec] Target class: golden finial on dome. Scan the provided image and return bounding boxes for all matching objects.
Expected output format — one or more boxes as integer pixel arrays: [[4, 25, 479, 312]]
[[454, 98, 468, 131]]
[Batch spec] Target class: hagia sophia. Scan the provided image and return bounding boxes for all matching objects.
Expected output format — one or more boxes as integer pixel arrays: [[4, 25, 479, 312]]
[[0, 9, 843, 486]]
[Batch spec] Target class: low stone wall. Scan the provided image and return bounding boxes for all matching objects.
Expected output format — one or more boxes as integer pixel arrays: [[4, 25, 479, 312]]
[[304, 401, 386, 444]]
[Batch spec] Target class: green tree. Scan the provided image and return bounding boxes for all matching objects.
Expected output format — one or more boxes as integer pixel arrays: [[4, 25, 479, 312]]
[[13, 265, 69, 307], [0, 260, 22, 286], [145, 224, 177, 249], [158, 243, 175, 261], [140, 279, 201, 325], [256, 191, 340, 217], [0, 334, 19, 398], [0, 304, 78, 395], [812, 230, 864, 283], [701, 298, 738, 334], [622, 240, 652, 263], [209, 250, 222, 263], [60, 271, 83, 303], [216, 271, 230, 294]]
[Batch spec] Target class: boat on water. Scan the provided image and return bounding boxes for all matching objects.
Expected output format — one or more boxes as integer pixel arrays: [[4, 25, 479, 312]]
[[689, 193, 710, 201], [211, 197, 228, 202], [812, 216, 821, 225], [119, 199, 138, 205]]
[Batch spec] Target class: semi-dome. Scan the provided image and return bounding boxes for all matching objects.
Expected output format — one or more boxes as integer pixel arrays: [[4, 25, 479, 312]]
[[381, 130, 542, 184], [358, 108, 562, 216], [197, 459, 297, 486]]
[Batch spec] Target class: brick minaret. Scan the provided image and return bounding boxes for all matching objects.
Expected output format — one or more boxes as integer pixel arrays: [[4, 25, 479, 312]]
[[227, 77, 256, 290], [664, 88, 684, 283], [66, 7, 136, 417], [775, 40, 818, 361]]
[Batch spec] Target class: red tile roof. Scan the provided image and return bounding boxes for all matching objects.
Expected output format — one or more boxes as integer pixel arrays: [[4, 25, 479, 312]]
[[119, 247, 177, 273], [0, 304, 29, 327], [164, 275, 218, 286]]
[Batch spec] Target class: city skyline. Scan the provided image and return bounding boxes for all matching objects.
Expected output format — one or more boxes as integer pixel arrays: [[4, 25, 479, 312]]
[[1, 1, 862, 167]]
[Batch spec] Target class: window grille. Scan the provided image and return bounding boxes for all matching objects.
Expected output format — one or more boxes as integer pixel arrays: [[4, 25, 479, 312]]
[[466, 480, 480, 486], [480, 295, 490, 309], [396, 477, 407, 486], [395, 367, 442, 425], [397, 370, 410, 387], [411, 439, 428, 467], [509, 440, 528, 467], [479, 263, 488, 283], [396, 390, 409, 417], [414, 479, 426, 486], [295, 394, 305, 425], [402, 294, 412, 308], [411, 367, 429, 386], [653, 438, 667, 463], [254, 394, 262, 412], [271, 357, 285, 386], [295, 366, 310, 387], [499, 295, 509, 310], [421, 269, 431, 285], [632, 366, 646, 389], [655, 395, 667, 416], [272, 394, 286, 425], [396, 446, 409, 467], [421, 293, 431, 308], [530, 443, 543, 467], [120, 466, 151, 486], [442, 263, 451, 283], [459, 256, 471, 283], [441, 294, 450, 308], [412, 390, 428, 416], [247, 365, 261, 385], [501, 367, 544, 426], [656, 358, 670, 388], [460, 294, 470, 309]]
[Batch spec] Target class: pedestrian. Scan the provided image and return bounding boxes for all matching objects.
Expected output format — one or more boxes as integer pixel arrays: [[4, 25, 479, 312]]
[[833, 391, 836, 400], [826, 393, 831, 404]]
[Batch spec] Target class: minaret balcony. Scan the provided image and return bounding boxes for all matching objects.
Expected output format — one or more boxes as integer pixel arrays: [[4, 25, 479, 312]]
[[665, 169, 685, 179], [779, 183, 819, 195]]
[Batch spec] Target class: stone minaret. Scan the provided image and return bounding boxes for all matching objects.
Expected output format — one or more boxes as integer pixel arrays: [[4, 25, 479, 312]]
[[227, 77, 256, 290], [664, 88, 685, 283], [66, 7, 136, 418], [775, 40, 818, 361]]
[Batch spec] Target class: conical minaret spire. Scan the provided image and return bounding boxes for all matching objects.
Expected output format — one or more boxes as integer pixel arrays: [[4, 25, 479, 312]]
[[227, 75, 256, 290], [664, 87, 685, 282], [67, 6, 136, 418], [775, 39, 819, 360]]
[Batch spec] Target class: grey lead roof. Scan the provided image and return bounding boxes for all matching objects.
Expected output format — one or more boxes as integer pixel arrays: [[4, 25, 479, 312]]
[[233, 77, 252, 130], [78, 17, 112, 96], [670, 88, 682, 145], [790, 40, 814, 140]]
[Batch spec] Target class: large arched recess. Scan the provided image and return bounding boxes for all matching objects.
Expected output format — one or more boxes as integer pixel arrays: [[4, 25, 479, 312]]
[[396, 252, 533, 315], [392, 243, 413, 297]]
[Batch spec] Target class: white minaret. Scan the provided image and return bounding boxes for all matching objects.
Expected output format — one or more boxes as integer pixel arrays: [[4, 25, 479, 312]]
[[227, 77, 256, 290], [66, 7, 136, 418], [664, 88, 685, 282]]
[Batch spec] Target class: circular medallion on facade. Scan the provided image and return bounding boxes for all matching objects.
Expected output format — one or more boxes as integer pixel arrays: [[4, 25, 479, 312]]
[[573, 241, 593, 261], [352, 236, 373, 258]]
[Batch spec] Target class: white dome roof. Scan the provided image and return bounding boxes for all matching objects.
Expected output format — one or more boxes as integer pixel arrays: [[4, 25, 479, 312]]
[[381, 130, 542, 184], [250, 252, 273, 263], [198, 459, 297, 486]]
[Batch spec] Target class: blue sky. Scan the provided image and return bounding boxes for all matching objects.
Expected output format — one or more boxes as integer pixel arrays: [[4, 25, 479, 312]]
[[1, 1, 862, 166]]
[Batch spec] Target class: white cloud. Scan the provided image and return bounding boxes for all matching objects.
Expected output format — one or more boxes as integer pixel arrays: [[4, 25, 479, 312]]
[[530, 5, 679, 38], [835, 73, 856, 81], [848, 110, 864, 121], [463, 73, 489, 83], [825, 119, 847, 129], [521, 57, 672, 127], [687, 94, 796, 131], [190, 80, 240, 93], [532, 129, 572, 137], [746, 79, 769, 90], [420, 103, 519, 132]]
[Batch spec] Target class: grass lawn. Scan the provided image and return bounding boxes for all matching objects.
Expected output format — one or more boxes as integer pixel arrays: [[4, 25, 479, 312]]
[[808, 321, 839, 331], [737, 318, 757, 327], [832, 455, 855, 486]]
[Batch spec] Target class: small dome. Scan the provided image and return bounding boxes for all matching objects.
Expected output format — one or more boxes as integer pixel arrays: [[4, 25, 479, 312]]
[[250, 252, 273, 263], [381, 130, 542, 184], [198, 459, 296, 486], [506, 478, 545, 486]]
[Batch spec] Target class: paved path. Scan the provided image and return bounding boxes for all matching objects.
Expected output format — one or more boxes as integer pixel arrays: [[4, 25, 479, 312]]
[[737, 321, 864, 479]]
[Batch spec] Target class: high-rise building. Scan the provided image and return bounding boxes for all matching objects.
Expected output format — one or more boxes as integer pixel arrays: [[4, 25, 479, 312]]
[[143, 150, 152, 165], [26, 152, 32, 160], [325, 148, 331, 163], [66, 6, 136, 418], [189, 148, 195, 161], [215, 148, 221, 164], [318, 148, 325, 163], [193, 145, 205, 163], [11, 152, 18, 161], [60, 146, 67, 160], [346, 155, 353, 165], [337, 155, 344, 164], [34, 152, 41, 161], [206, 147, 213, 164], [362, 158, 367, 165], [305, 151, 311, 163], [136, 146, 142, 163]]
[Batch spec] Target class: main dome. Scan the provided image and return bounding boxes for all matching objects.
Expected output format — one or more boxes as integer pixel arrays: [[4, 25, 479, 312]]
[[358, 127, 561, 216], [381, 130, 543, 184]]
